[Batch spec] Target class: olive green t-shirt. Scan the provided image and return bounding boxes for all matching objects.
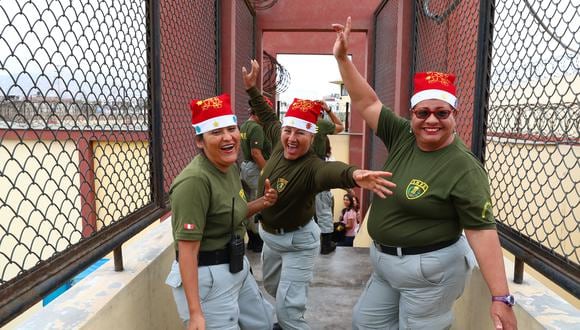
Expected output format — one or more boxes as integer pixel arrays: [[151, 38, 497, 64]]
[[367, 106, 496, 247], [311, 119, 335, 159], [247, 87, 357, 229], [240, 119, 271, 161], [170, 155, 248, 251]]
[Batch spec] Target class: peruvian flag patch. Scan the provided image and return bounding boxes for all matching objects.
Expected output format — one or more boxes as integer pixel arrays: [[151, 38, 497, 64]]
[[183, 223, 196, 230]]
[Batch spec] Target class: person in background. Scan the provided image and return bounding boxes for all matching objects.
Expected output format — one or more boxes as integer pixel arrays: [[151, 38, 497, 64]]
[[352, 195, 362, 234], [242, 59, 396, 330], [333, 17, 517, 330], [165, 94, 277, 330], [313, 101, 345, 254], [336, 193, 357, 246], [240, 105, 272, 252]]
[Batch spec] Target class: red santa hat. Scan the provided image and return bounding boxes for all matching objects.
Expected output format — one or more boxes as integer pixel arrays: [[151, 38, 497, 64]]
[[282, 98, 322, 134], [410, 72, 458, 109], [190, 94, 237, 134]]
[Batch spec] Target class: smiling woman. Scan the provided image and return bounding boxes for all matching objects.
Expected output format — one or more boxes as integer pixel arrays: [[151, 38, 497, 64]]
[[165, 93, 277, 329], [242, 59, 396, 329], [333, 16, 517, 330]]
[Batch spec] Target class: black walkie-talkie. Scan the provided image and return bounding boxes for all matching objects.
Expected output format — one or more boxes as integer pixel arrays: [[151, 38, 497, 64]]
[[228, 197, 244, 273]]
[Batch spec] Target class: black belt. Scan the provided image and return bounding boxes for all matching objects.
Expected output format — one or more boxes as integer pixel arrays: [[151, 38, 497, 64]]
[[375, 237, 460, 256], [261, 222, 305, 235], [175, 248, 232, 266]]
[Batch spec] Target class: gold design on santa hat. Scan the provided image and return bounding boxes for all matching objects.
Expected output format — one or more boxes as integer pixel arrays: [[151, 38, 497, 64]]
[[212, 121, 219, 127], [200, 96, 223, 111], [292, 99, 314, 112], [425, 72, 451, 86]]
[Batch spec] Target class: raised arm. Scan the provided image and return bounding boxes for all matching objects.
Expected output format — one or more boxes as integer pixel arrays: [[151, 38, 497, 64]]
[[333, 17, 382, 131], [242, 60, 281, 144], [321, 101, 344, 133]]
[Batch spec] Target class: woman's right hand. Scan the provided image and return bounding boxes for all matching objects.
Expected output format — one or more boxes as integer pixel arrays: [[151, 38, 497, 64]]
[[241, 59, 259, 90], [188, 312, 205, 330]]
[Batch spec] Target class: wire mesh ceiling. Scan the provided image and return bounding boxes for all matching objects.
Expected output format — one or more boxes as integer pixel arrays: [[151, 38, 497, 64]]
[[262, 51, 290, 96]]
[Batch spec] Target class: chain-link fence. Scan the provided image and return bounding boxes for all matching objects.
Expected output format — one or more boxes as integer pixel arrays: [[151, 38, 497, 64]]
[[0, 0, 156, 322], [371, 0, 399, 170], [0, 0, 150, 281], [373, 0, 578, 297], [0, 0, 225, 325], [234, 0, 255, 125], [486, 0, 579, 295], [159, 0, 220, 193]]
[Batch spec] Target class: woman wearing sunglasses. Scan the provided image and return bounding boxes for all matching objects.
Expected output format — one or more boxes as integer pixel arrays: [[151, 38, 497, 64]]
[[333, 17, 517, 330]]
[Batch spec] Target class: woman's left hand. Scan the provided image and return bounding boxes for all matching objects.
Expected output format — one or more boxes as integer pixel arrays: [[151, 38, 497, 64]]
[[262, 178, 277, 207], [491, 302, 517, 330], [352, 170, 396, 198]]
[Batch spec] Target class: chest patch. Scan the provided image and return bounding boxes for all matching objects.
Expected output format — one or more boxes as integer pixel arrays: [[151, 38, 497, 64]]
[[276, 178, 288, 192], [239, 189, 247, 201], [406, 179, 429, 200]]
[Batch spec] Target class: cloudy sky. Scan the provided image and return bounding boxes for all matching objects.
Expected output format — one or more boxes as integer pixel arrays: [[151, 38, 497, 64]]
[[276, 54, 344, 104]]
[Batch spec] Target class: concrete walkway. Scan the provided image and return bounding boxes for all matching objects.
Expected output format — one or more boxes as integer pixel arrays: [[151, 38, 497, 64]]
[[246, 247, 372, 330]]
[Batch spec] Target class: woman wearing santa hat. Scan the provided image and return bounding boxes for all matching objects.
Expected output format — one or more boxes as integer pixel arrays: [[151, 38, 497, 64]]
[[242, 60, 396, 330], [332, 17, 517, 330], [165, 94, 276, 330]]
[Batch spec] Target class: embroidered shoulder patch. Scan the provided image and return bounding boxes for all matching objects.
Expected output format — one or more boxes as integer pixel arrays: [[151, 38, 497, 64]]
[[183, 223, 196, 230], [239, 188, 247, 201], [406, 179, 429, 200], [276, 178, 288, 192]]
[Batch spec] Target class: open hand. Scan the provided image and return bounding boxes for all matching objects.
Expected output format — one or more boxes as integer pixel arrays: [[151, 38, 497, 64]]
[[241, 59, 260, 89], [352, 169, 396, 198], [262, 178, 277, 207], [332, 16, 351, 61]]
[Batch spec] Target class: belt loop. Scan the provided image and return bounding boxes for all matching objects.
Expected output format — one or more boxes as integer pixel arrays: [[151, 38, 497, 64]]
[[396, 247, 403, 257]]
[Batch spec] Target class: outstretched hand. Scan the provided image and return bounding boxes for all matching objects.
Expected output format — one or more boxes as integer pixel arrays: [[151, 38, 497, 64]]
[[352, 169, 396, 198], [262, 178, 277, 207], [241, 59, 260, 90], [332, 16, 351, 61]]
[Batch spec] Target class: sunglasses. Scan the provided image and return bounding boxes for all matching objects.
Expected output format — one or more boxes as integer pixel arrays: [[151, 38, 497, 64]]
[[412, 108, 453, 120]]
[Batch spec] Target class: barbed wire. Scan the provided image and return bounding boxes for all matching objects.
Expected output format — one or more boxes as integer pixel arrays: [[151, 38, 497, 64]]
[[262, 51, 290, 96]]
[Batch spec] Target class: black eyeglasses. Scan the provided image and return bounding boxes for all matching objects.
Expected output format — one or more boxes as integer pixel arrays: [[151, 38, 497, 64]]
[[412, 108, 453, 120]]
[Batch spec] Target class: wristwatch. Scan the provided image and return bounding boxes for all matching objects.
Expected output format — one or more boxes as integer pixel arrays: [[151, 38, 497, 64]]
[[492, 294, 515, 307]]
